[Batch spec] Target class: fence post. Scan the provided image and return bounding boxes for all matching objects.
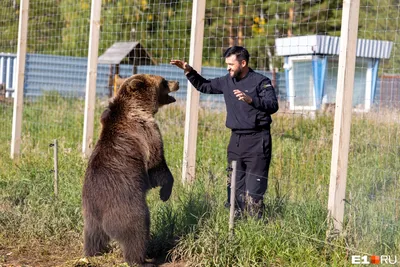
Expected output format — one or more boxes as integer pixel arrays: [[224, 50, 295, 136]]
[[181, 0, 206, 184], [82, 0, 102, 157], [229, 160, 237, 234], [11, 0, 29, 159], [327, 0, 360, 232], [50, 139, 59, 197]]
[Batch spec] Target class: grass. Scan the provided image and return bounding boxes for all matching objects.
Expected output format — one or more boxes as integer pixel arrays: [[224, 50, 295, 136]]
[[0, 94, 399, 266]]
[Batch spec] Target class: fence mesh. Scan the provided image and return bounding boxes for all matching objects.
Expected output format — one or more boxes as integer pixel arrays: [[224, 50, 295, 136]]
[[198, 0, 400, 256], [0, 0, 399, 260], [0, 1, 18, 158]]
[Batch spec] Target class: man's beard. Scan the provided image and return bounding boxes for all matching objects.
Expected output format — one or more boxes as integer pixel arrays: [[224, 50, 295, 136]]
[[230, 66, 243, 79]]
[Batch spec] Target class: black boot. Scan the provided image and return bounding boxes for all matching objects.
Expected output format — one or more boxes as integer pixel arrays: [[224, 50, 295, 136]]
[[224, 164, 233, 208], [224, 185, 231, 208], [233, 194, 246, 219], [246, 198, 265, 220]]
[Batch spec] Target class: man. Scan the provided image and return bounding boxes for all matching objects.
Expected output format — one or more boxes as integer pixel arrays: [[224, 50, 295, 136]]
[[170, 46, 279, 218]]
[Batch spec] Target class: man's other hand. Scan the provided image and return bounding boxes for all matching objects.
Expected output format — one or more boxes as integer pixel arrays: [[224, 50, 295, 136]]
[[233, 89, 253, 104]]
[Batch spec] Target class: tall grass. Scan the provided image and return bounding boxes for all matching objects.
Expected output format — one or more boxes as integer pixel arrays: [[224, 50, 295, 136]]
[[0, 95, 399, 266]]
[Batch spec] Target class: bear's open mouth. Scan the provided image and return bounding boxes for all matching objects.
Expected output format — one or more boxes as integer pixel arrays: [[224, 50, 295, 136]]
[[164, 80, 179, 104], [167, 95, 176, 103]]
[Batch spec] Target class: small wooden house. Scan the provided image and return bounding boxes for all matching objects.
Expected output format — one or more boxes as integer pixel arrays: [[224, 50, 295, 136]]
[[98, 41, 156, 96], [275, 35, 393, 111]]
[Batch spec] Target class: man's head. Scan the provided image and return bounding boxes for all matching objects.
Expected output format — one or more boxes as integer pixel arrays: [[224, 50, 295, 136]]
[[223, 46, 250, 79]]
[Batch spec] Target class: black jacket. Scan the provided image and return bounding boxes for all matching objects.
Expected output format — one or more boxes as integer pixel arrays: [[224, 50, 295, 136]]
[[186, 68, 279, 133]]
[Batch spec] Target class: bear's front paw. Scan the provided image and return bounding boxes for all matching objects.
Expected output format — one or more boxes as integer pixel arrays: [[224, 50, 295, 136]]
[[159, 185, 172, 201]]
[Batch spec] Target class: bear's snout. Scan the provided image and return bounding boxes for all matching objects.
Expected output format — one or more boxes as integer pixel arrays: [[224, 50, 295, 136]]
[[168, 81, 179, 92]]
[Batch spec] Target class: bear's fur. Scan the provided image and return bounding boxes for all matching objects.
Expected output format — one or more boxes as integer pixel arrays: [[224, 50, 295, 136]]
[[82, 74, 179, 267]]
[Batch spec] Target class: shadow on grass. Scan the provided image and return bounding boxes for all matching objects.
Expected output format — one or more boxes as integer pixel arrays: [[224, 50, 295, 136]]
[[147, 186, 213, 265]]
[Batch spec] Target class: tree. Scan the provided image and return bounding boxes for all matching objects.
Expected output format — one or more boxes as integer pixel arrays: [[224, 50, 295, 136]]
[[0, 0, 20, 53], [201, 0, 342, 70], [358, 0, 400, 73], [28, 0, 63, 54]]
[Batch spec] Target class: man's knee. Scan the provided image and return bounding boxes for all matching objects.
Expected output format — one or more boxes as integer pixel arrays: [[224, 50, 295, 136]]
[[246, 174, 268, 200]]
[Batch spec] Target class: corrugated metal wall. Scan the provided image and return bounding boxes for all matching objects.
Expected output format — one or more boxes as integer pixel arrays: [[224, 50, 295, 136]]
[[0, 53, 284, 105]]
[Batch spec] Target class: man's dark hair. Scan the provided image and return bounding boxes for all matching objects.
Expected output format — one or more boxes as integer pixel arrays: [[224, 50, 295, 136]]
[[223, 46, 250, 65]]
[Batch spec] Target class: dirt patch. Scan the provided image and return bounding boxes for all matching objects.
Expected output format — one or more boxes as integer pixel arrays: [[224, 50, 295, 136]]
[[0, 238, 186, 267]]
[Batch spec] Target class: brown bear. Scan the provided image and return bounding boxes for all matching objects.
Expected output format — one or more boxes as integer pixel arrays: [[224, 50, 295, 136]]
[[82, 74, 179, 267]]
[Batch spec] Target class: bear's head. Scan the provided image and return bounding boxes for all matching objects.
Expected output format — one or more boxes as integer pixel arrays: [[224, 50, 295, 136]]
[[115, 74, 179, 115]]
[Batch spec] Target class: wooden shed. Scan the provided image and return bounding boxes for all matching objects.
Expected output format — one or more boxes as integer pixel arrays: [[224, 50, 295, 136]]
[[98, 41, 157, 96]]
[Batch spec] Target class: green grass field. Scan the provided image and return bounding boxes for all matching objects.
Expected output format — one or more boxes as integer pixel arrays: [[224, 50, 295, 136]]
[[0, 95, 399, 266]]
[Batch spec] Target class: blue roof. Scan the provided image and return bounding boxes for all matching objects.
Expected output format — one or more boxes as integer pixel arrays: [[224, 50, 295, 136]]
[[275, 35, 393, 59]]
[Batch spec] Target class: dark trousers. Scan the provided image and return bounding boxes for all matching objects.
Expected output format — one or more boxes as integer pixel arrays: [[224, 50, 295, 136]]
[[226, 130, 272, 213]]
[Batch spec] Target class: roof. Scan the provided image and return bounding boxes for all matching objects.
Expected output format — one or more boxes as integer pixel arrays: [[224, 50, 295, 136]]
[[98, 42, 157, 65], [275, 35, 393, 59]]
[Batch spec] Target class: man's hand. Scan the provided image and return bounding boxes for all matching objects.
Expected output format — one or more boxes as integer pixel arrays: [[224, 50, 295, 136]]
[[170, 60, 193, 75], [233, 89, 252, 104]]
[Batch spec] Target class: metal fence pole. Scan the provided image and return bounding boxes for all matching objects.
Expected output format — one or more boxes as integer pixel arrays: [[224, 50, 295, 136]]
[[229, 160, 237, 234], [50, 139, 59, 197]]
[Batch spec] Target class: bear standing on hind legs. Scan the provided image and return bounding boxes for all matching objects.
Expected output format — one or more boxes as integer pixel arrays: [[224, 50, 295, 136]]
[[82, 74, 179, 267]]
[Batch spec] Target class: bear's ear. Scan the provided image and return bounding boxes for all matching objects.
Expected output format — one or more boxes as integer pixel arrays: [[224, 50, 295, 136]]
[[122, 78, 145, 94], [100, 108, 110, 125]]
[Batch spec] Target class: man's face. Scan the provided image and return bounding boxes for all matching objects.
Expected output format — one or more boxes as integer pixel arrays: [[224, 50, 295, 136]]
[[225, 55, 245, 78]]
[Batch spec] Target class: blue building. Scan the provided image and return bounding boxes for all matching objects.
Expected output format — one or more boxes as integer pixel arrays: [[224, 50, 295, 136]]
[[275, 35, 393, 111]]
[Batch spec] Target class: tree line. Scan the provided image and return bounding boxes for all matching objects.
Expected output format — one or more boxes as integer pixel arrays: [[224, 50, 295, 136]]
[[0, 0, 398, 72]]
